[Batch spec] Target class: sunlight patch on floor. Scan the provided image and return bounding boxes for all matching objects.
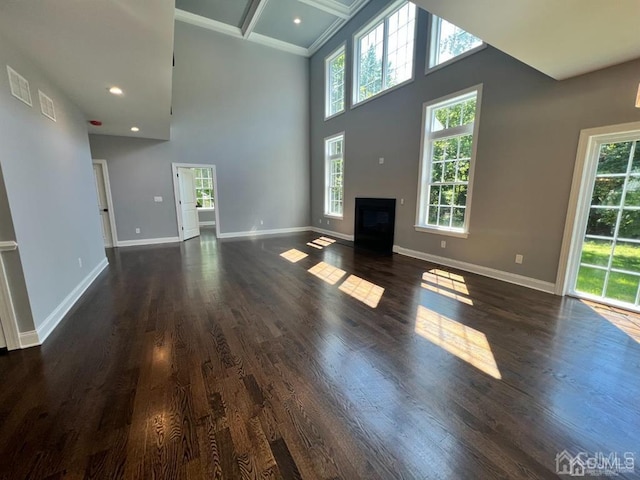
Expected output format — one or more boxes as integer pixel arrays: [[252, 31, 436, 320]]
[[415, 305, 501, 379], [308, 262, 347, 285], [339, 275, 385, 308], [319, 236, 336, 243], [422, 270, 473, 305], [581, 300, 640, 344], [312, 238, 332, 247], [280, 249, 308, 263], [307, 242, 323, 249]]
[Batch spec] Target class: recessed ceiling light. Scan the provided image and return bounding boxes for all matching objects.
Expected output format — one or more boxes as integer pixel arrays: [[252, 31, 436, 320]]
[[109, 86, 123, 95], [130, 126, 139, 132], [293, 17, 301, 24]]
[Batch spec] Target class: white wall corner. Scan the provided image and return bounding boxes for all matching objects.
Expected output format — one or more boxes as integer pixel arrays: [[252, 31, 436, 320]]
[[35, 257, 109, 344], [393, 245, 556, 294], [18, 330, 40, 349]]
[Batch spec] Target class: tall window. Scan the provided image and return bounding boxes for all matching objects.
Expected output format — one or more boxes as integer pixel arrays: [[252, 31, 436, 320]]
[[193, 167, 214, 209], [325, 133, 344, 218], [429, 16, 484, 69], [416, 86, 482, 236], [325, 45, 346, 119], [354, 1, 416, 105]]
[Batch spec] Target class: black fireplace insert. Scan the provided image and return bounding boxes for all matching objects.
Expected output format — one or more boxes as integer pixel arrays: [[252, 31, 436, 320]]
[[354, 198, 396, 255]]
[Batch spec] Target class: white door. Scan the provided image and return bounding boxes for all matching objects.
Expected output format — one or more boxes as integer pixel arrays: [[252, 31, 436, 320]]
[[570, 137, 640, 310], [0, 321, 6, 349], [93, 164, 113, 247], [178, 167, 200, 241]]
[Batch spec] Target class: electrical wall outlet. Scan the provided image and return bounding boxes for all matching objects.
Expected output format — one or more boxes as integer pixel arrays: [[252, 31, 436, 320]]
[[379, 157, 384, 164], [327, 220, 330, 225], [319, 219, 322, 224], [154, 196, 163, 202], [260, 220, 264, 225], [441, 240, 446, 248], [515, 254, 524, 264], [401, 198, 405, 205], [78, 257, 82, 268], [135, 228, 141, 234]]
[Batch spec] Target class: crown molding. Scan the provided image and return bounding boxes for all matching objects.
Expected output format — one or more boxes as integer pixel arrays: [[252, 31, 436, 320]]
[[175, 9, 242, 38], [308, 18, 346, 56], [247, 32, 309, 56], [299, 0, 350, 19]]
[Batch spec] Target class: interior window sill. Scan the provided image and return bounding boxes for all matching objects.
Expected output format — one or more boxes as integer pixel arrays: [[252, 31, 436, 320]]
[[414, 225, 468, 238]]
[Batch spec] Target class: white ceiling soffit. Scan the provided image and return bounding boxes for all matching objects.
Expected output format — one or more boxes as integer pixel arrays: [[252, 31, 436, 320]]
[[0, 0, 175, 140], [175, 0, 371, 57], [412, 0, 640, 80]]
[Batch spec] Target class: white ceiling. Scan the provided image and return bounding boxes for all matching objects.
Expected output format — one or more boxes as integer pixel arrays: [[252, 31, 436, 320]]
[[412, 0, 640, 80], [0, 0, 175, 140], [1, 0, 639, 142]]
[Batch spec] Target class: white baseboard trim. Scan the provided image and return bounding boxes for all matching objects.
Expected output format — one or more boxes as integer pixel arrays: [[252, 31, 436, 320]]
[[309, 226, 354, 242], [217, 226, 310, 239], [199, 221, 216, 226], [18, 330, 40, 349], [393, 245, 556, 294], [34, 257, 109, 345], [116, 236, 180, 247]]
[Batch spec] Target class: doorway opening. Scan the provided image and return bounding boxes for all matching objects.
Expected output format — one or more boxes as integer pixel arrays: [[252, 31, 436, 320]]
[[558, 122, 640, 312], [171, 163, 220, 241], [92, 160, 117, 248]]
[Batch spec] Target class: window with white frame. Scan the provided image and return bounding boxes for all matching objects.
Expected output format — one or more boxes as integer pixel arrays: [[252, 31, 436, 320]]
[[325, 45, 346, 118], [325, 133, 344, 217], [193, 167, 215, 209], [429, 16, 484, 69], [354, 1, 416, 105], [416, 87, 481, 235]]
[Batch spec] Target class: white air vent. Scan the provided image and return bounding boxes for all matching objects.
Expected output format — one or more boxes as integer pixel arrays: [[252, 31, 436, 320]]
[[38, 90, 56, 122], [6, 65, 32, 106]]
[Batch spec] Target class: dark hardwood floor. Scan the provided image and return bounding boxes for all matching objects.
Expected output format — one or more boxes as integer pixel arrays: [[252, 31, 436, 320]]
[[0, 230, 639, 479]]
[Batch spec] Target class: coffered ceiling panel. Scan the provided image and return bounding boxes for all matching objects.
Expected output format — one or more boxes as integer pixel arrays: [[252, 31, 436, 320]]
[[175, 0, 371, 56], [253, 0, 339, 49]]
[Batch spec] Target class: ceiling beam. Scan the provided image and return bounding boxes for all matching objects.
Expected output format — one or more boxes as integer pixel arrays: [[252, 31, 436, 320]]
[[241, 0, 270, 38], [298, 0, 350, 20]]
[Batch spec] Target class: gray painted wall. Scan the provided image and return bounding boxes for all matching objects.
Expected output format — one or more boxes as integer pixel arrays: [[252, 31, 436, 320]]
[[310, 1, 640, 283], [0, 32, 105, 331], [90, 22, 310, 241]]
